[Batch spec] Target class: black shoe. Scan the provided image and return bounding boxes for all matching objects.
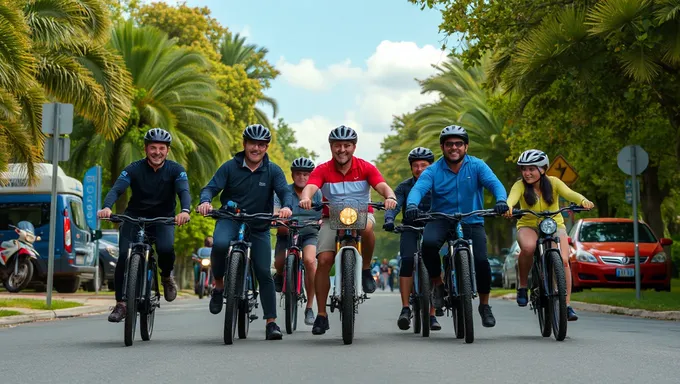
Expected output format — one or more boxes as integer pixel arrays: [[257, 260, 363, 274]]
[[567, 306, 579, 321], [161, 275, 178, 302], [397, 307, 412, 330], [209, 288, 224, 314], [430, 315, 441, 331], [312, 315, 330, 335], [516, 288, 528, 307], [107, 303, 126, 323], [479, 304, 496, 328], [435, 308, 444, 317], [273, 273, 283, 293], [362, 269, 376, 293], [432, 284, 446, 310], [266, 322, 283, 340]]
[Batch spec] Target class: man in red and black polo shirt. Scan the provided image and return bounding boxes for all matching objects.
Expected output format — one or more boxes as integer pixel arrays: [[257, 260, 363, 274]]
[[299, 125, 397, 335]]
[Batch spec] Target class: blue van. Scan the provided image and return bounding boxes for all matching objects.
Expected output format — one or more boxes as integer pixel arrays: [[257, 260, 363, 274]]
[[0, 163, 96, 293]]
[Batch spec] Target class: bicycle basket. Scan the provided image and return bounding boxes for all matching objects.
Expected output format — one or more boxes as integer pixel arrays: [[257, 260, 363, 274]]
[[327, 199, 369, 230]]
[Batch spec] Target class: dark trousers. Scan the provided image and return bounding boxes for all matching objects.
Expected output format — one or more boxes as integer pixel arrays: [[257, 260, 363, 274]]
[[398, 230, 419, 277]]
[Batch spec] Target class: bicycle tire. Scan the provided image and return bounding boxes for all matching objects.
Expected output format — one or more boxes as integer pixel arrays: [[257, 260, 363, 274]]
[[457, 249, 474, 344], [547, 250, 568, 341], [533, 262, 552, 338], [198, 271, 206, 299], [224, 252, 242, 345], [140, 258, 158, 341], [284, 254, 298, 335], [418, 257, 431, 338], [341, 249, 356, 345], [124, 252, 141, 347]]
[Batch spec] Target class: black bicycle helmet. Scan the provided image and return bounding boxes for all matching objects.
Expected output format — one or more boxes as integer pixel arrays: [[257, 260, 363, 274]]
[[407, 147, 435, 164], [243, 124, 272, 143], [439, 125, 469, 144], [328, 125, 358, 143], [290, 157, 315, 172], [144, 128, 172, 146]]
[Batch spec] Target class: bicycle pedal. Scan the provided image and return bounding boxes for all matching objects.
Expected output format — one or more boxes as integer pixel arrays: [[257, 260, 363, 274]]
[[249, 314, 258, 322]]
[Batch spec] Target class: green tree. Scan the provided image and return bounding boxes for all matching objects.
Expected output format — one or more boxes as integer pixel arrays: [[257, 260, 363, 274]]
[[173, 213, 215, 288], [275, 118, 319, 164]]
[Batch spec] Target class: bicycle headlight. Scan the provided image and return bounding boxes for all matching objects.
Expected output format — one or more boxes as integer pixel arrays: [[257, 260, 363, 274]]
[[339, 207, 358, 225], [201, 258, 211, 266], [540, 218, 557, 235]]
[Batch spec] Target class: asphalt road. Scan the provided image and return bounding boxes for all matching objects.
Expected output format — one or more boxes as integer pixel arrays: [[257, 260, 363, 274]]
[[2, 292, 679, 384]]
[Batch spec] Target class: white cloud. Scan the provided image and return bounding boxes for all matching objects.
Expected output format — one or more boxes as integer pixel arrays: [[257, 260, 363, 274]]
[[285, 41, 446, 162], [239, 25, 251, 38]]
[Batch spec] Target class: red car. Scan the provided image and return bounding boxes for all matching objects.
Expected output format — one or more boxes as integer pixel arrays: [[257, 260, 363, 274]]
[[568, 218, 672, 292]]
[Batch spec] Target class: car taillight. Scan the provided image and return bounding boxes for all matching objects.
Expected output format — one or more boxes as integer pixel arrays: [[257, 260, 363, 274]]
[[64, 209, 72, 254]]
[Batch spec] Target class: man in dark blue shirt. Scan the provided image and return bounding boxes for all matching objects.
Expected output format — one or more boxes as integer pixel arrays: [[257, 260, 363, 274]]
[[98, 128, 191, 323], [197, 124, 293, 341]]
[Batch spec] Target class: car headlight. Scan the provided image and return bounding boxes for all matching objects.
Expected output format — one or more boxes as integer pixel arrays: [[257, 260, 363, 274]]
[[339, 207, 358, 225], [201, 258, 211, 266], [576, 250, 597, 263], [651, 252, 667, 263], [106, 246, 118, 258], [539, 218, 557, 235]]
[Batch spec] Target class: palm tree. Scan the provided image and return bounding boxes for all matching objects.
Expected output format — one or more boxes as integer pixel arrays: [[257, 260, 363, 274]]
[[0, 0, 133, 183], [68, 20, 227, 213], [219, 32, 278, 126]]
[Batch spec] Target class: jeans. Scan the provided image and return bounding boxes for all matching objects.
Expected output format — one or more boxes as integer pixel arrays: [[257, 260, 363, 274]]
[[115, 222, 175, 302], [421, 219, 491, 294], [210, 219, 276, 319]]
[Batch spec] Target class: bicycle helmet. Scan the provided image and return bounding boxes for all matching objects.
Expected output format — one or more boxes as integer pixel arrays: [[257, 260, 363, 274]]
[[290, 157, 315, 172], [407, 147, 435, 164], [243, 124, 272, 143], [517, 149, 549, 168], [439, 125, 469, 144], [144, 128, 172, 146], [328, 125, 358, 143]]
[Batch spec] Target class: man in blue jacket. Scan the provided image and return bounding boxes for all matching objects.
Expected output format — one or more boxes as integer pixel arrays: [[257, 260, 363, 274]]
[[197, 124, 293, 340], [405, 125, 509, 327]]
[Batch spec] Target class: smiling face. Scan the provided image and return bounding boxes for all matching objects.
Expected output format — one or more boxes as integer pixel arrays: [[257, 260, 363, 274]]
[[145, 143, 169, 167], [243, 139, 268, 163], [330, 140, 356, 166], [440, 137, 468, 163], [410, 160, 430, 179], [520, 165, 542, 184], [292, 170, 311, 189]]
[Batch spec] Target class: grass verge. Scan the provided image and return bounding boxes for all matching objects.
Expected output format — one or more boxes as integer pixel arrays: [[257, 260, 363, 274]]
[[0, 298, 82, 310], [571, 279, 680, 311], [0, 309, 22, 317]]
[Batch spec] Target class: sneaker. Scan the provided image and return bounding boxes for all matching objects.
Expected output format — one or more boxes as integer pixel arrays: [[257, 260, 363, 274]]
[[312, 314, 330, 335], [362, 269, 376, 293], [273, 273, 283, 293], [516, 288, 528, 307], [161, 275, 177, 302], [304, 308, 315, 326], [431, 284, 446, 310], [209, 288, 224, 314], [107, 303, 126, 323], [266, 322, 283, 340], [397, 307, 412, 330], [479, 304, 496, 328], [567, 306, 579, 321], [430, 315, 441, 331]]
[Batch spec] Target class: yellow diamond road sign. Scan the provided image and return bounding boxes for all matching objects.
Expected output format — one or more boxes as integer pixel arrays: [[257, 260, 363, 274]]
[[546, 155, 578, 185]]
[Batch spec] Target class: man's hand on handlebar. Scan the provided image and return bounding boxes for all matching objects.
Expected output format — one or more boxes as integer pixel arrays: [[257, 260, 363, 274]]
[[197, 202, 213, 216], [278, 207, 293, 219], [298, 198, 312, 210], [97, 207, 112, 219], [382, 220, 395, 232], [175, 211, 190, 226]]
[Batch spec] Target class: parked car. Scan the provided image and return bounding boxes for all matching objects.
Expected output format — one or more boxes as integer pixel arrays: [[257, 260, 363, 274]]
[[502, 241, 520, 289], [0, 163, 96, 293], [100, 229, 119, 246], [568, 218, 672, 292], [489, 257, 503, 287], [83, 237, 118, 292]]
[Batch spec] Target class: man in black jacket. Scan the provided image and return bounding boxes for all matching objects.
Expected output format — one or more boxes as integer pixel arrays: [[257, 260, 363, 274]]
[[197, 124, 293, 340]]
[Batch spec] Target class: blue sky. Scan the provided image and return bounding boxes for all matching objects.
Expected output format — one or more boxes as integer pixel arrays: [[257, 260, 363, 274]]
[[178, 0, 454, 162]]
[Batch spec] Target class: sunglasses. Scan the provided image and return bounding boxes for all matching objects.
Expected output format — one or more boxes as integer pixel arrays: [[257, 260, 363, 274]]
[[443, 141, 466, 148]]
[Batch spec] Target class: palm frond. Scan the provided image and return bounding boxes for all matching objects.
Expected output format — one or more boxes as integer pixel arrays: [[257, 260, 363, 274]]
[[619, 48, 661, 82], [587, 0, 650, 36]]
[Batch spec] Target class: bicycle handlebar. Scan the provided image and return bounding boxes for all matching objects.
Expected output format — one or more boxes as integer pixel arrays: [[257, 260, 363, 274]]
[[203, 208, 279, 222], [393, 224, 424, 234], [416, 208, 500, 222], [310, 201, 386, 211], [274, 219, 321, 231], [104, 214, 176, 226], [511, 204, 589, 218]]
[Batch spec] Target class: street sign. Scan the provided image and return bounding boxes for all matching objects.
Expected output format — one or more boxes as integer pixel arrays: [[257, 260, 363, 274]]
[[617, 145, 648, 176], [83, 166, 101, 231], [43, 137, 70, 162], [625, 179, 640, 205], [546, 155, 579, 185], [41, 103, 73, 135]]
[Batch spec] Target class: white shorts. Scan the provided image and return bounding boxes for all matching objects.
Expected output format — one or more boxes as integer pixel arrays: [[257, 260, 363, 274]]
[[316, 213, 375, 255]]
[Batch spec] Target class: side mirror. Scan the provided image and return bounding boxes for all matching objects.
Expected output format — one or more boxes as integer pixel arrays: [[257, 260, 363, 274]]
[[567, 237, 573, 246], [93, 230, 102, 241], [660, 238, 673, 246]]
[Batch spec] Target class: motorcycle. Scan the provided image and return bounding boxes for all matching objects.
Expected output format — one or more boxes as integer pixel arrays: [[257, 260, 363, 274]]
[[191, 253, 213, 299], [0, 221, 40, 292]]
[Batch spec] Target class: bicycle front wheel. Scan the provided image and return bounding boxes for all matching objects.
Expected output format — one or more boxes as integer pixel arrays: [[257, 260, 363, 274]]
[[124, 252, 142, 347], [341, 249, 356, 345], [224, 252, 243, 345], [284, 254, 298, 335], [456, 249, 474, 344], [140, 258, 158, 341], [547, 250, 568, 341]]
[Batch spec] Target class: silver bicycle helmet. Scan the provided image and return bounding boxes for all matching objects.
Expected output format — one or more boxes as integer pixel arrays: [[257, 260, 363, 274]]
[[407, 147, 435, 164], [517, 149, 549, 168], [328, 125, 358, 143], [290, 157, 315, 172], [144, 128, 172, 146], [243, 124, 272, 143]]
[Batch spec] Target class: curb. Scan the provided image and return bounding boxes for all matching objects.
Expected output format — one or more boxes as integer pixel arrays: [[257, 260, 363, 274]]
[[498, 293, 680, 321], [0, 305, 110, 327]]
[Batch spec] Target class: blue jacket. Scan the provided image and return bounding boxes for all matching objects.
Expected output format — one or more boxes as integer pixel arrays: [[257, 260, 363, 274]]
[[406, 155, 507, 224]]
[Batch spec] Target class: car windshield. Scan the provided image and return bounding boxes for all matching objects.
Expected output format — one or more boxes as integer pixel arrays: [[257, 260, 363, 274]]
[[489, 258, 501, 266], [578, 222, 657, 243], [101, 233, 118, 244]]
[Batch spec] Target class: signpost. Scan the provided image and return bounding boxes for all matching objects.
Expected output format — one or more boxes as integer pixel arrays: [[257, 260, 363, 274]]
[[42, 103, 73, 309], [546, 155, 579, 185], [617, 145, 649, 300], [83, 166, 102, 293]]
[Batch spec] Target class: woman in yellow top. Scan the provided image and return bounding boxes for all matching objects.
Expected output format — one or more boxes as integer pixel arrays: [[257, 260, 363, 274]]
[[503, 149, 594, 321]]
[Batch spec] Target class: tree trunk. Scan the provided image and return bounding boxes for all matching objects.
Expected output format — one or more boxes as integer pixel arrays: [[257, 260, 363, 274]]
[[639, 165, 669, 239], [109, 140, 128, 215], [595, 194, 610, 217]]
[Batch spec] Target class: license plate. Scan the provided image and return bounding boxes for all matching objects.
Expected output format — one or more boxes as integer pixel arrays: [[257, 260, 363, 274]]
[[76, 255, 84, 265], [616, 268, 634, 277]]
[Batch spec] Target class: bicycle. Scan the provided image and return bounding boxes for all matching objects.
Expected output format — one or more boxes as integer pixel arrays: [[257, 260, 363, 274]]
[[204, 201, 278, 345], [274, 219, 321, 334], [416, 209, 501, 344], [314, 199, 385, 345], [104, 214, 176, 347], [511, 204, 589, 341], [392, 224, 431, 337]]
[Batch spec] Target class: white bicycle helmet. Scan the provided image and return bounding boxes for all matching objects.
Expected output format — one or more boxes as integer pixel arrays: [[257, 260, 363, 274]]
[[517, 149, 549, 168]]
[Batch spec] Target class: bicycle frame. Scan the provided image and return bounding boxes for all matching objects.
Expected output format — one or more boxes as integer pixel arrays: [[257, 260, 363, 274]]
[[121, 223, 154, 304], [332, 229, 365, 300]]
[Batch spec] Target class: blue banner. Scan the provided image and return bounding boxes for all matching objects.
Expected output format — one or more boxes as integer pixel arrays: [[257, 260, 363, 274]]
[[83, 165, 101, 230]]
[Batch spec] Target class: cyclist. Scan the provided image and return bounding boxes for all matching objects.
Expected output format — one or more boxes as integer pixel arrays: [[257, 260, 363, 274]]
[[503, 149, 594, 321], [197, 124, 293, 341], [383, 147, 441, 331], [193, 236, 213, 291], [272, 157, 323, 327], [405, 125, 509, 328], [298, 125, 398, 335], [97, 128, 191, 323]]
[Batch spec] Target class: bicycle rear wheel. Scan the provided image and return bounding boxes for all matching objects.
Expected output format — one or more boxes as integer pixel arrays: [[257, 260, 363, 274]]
[[140, 258, 159, 341], [124, 252, 142, 347], [547, 250, 568, 341], [224, 252, 242, 345], [341, 249, 356, 345], [284, 254, 298, 334]]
